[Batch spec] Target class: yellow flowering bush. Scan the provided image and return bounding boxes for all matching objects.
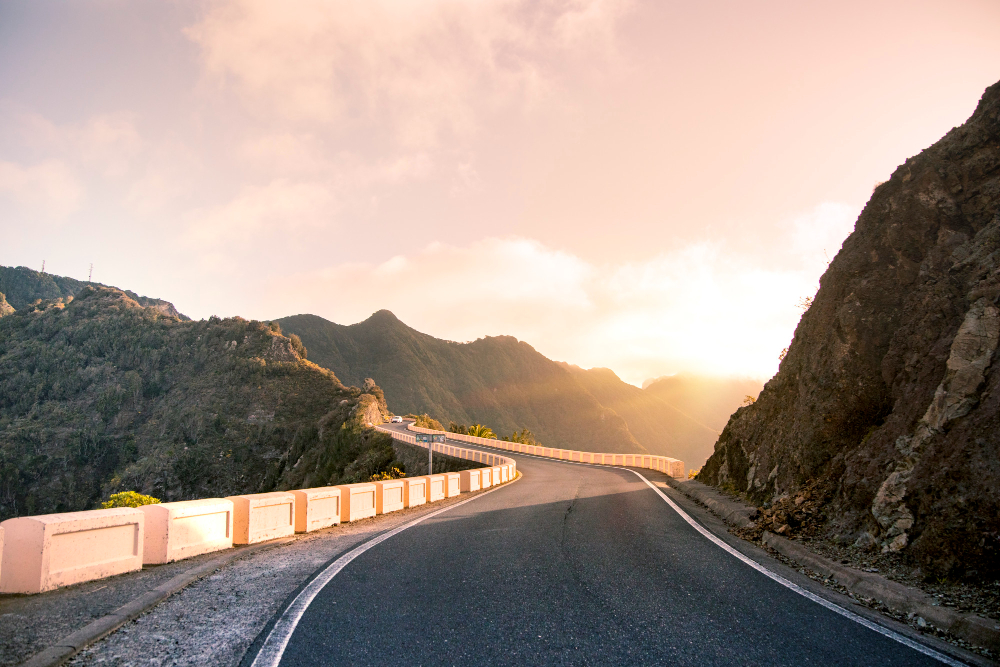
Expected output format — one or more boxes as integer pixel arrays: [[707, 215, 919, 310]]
[[370, 467, 406, 481], [101, 490, 161, 508]]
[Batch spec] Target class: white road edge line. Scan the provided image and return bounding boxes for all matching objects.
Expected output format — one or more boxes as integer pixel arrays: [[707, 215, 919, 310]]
[[250, 476, 517, 667], [387, 434, 962, 664], [628, 469, 966, 667]]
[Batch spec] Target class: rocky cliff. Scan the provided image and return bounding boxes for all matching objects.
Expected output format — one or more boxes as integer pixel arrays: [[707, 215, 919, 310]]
[[700, 80, 1000, 578]]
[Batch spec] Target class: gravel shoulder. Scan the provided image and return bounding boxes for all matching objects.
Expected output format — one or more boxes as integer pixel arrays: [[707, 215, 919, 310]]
[[1, 489, 489, 667]]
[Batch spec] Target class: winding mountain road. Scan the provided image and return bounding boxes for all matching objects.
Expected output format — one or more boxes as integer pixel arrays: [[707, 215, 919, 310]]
[[246, 423, 960, 666]]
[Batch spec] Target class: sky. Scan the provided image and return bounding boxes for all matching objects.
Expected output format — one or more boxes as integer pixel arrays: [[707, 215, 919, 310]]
[[1, 0, 998, 385]]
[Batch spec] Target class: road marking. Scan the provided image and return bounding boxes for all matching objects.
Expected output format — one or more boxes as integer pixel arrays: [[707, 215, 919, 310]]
[[628, 470, 966, 667], [382, 430, 965, 664], [248, 477, 518, 667]]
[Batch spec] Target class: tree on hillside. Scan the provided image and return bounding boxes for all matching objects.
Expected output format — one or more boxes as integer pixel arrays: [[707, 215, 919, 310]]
[[408, 413, 444, 431], [449, 422, 468, 435], [503, 428, 538, 445], [467, 424, 496, 439]]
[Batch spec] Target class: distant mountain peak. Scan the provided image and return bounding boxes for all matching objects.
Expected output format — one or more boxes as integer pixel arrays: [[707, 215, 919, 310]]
[[367, 309, 402, 324]]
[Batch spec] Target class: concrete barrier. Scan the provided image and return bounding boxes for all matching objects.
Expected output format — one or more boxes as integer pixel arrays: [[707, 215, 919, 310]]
[[375, 480, 405, 514], [445, 472, 461, 497], [227, 492, 296, 545], [499, 465, 509, 483], [338, 483, 378, 522], [392, 420, 677, 480], [0, 508, 144, 594], [291, 487, 341, 533], [460, 469, 481, 492], [404, 477, 427, 508], [481, 467, 493, 488], [141, 499, 234, 564], [427, 475, 446, 502], [492, 466, 503, 485]]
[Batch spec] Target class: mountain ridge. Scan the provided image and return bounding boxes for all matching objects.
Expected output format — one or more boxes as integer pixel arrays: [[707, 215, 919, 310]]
[[0, 265, 188, 320], [279, 311, 647, 454], [280, 311, 759, 465]]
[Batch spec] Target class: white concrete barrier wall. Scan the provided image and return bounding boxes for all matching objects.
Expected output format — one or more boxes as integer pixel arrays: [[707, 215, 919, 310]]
[[427, 475, 446, 502], [460, 469, 481, 492], [398, 420, 681, 478], [141, 499, 234, 564], [292, 487, 341, 534], [404, 477, 427, 508], [228, 492, 296, 545], [0, 413, 677, 594], [338, 483, 377, 523], [0, 508, 144, 594], [375, 480, 405, 514], [445, 472, 461, 497], [0, 422, 521, 595]]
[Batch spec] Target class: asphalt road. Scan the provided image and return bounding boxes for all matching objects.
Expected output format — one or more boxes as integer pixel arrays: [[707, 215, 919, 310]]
[[257, 425, 953, 666]]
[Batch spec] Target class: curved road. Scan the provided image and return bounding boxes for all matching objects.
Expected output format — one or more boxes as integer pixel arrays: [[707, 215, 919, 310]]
[[249, 424, 958, 666]]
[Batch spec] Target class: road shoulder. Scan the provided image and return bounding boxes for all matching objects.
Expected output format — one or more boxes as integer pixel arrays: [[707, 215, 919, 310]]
[[629, 468, 996, 667]]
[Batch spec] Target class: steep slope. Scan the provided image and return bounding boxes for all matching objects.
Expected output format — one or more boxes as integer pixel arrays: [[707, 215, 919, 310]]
[[0, 293, 12, 318], [700, 80, 1000, 577], [0, 287, 400, 520], [563, 366, 725, 469], [279, 311, 645, 453], [0, 265, 188, 320]]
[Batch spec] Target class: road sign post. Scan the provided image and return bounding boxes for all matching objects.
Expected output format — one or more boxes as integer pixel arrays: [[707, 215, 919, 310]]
[[415, 433, 447, 474]]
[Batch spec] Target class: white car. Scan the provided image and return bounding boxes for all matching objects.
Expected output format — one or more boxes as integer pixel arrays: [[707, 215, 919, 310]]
[[390, 416, 403, 423]]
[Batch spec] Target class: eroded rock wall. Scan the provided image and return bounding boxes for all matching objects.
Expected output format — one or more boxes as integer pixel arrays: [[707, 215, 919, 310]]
[[700, 80, 1000, 576]]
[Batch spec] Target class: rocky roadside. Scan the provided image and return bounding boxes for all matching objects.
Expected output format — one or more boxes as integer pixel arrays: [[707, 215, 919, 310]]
[[666, 477, 1000, 661]]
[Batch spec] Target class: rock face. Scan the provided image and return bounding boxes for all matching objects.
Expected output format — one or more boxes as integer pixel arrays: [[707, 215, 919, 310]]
[[700, 80, 1000, 577], [0, 292, 13, 318]]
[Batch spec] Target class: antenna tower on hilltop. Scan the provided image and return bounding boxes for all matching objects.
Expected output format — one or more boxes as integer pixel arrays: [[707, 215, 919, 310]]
[[41, 260, 45, 274], [88, 263, 93, 283]]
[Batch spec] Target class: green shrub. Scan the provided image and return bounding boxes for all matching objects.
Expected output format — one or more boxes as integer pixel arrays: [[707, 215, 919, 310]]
[[101, 490, 161, 508], [503, 427, 537, 445], [468, 424, 496, 439], [409, 413, 444, 430]]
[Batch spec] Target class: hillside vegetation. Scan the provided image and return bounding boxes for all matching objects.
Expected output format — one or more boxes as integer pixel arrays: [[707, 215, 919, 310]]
[[279, 311, 645, 454], [0, 286, 401, 520], [701, 79, 1000, 578], [0, 265, 187, 320]]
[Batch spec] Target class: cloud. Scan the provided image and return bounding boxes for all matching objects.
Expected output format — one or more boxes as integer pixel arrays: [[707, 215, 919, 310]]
[[265, 202, 859, 383], [186, 178, 337, 246], [186, 0, 631, 147], [0, 160, 84, 220], [15, 111, 143, 178]]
